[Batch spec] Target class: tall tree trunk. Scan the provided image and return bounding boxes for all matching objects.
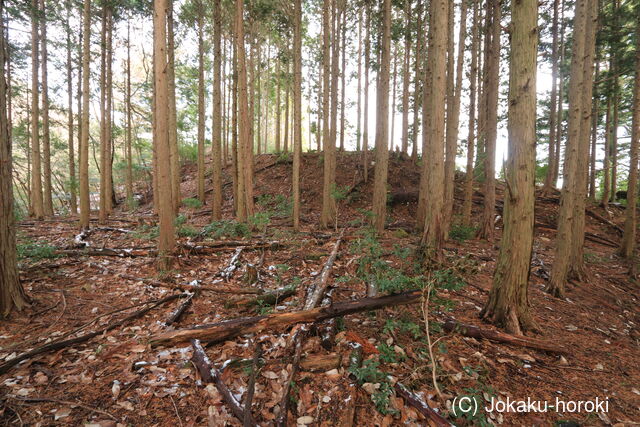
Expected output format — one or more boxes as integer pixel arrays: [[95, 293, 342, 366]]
[[235, 0, 254, 222], [553, 0, 566, 186], [372, 0, 392, 232], [66, 0, 77, 215], [400, 0, 411, 155], [196, 3, 205, 204], [167, 2, 180, 213], [154, 0, 175, 270], [79, 0, 91, 229], [293, 0, 302, 231], [610, 76, 619, 202], [284, 61, 290, 153], [602, 86, 612, 207], [99, 5, 108, 223], [105, 8, 113, 214], [212, 0, 223, 220], [231, 23, 239, 214], [463, 0, 480, 226], [482, 0, 538, 335], [320, 0, 336, 228], [444, 0, 468, 233], [420, 0, 448, 258], [569, 0, 598, 281], [589, 60, 600, 200], [339, 9, 346, 152], [356, 8, 362, 151], [547, 0, 590, 298], [275, 57, 281, 152], [390, 42, 397, 151], [362, 1, 370, 181], [621, 9, 640, 260], [30, 0, 43, 220], [478, 0, 500, 241], [40, 0, 53, 216], [0, 0, 27, 315], [442, 0, 456, 234], [125, 17, 133, 208], [411, 0, 424, 162], [543, 0, 561, 192], [256, 44, 262, 155]]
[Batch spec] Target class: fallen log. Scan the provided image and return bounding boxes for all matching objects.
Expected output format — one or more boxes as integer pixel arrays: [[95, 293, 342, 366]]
[[585, 209, 623, 234], [150, 290, 423, 347], [0, 293, 186, 375], [394, 382, 453, 427], [442, 318, 567, 354], [318, 288, 337, 350], [191, 339, 257, 426], [299, 353, 342, 372]]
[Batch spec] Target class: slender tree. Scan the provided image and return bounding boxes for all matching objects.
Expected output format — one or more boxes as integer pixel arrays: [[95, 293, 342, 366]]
[[482, 0, 538, 335], [620, 7, 640, 260], [547, 0, 590, 297], [79, 0, 91, 229], [196, 1, 205, 204], [372, 0, 392, 232], [125, 16, 133, 208], [400, 0, 411, 155], [292, 0, 302, 231], [463, 0, 479, 226], [39, 0, 53, 216], [543, 0, 561, 192], [154, 0, 175, 270], [362, 1, 370, 181], [30, 0, 43, 219], [478, 0, 500, 241], [420, 0, 448, 257], [66, 0, 77, 214], [0, 0, 28, 315], [212, 0, 223, 220], [320, 0, 336, 228], [167, 2, 180, 213]]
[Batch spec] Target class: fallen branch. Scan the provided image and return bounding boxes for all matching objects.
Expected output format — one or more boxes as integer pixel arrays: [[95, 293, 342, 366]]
[[190, 339, 257, 426], [394, 382, 453, 427], [275, 326, 307, 427], [6, 395, 116, 420], [150, 290, 423, 347], [165, 283, 200, 326], [228, 286, 296, 308], [318, 288, 337, 350], [0, 293, 186, 375], [304, 229, 345, 310], [219, 248, 243, 281], [243, 343, 262, 427], [56, 247, 151, 257], [442, 318, 568, 354]]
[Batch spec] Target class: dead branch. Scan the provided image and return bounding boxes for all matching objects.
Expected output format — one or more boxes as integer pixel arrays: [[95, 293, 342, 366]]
[[219, 248, 244, 281], [6, 395, 116, 420], [275, 326, 307, 427], [394, 382, 453, 427], [150, 290, 423, 347], [304, 229, 345, 310], [228, 286, 296, 308], [0, 293, 186, 375], [165, 283, 200, 326], [243, 343, 262, 427], [442, 318, 568, 354], [190, 339, 257, 426]]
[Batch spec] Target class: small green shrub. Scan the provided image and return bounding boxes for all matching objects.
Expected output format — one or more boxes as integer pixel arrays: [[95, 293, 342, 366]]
[[204, 220, 252, 239], [449, 223, 476, 242], [17, 241, 59, 260], [182, 198, 203, 209]]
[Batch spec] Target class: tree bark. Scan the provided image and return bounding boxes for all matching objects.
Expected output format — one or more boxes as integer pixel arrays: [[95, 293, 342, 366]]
[[154, 0, 176, 271], [0, 2, 27, 316], [481, 0, 538, 335], [547, 0, 589, 298], [400, 0, 411, 155], [478, 0, 500, 242], [39, 0, 53, 216], [620, 9, 640, 260], [66, 0, 77, 215], [372, 0, 392, 232], [196, 3, 206, 204], [30, 0, 43, 220], [320, 0, 336, 228], [125, 17, 134, 209], [212, 0, 223, 220], [293, 0, 302, 231], [167, 2, 180, 214], [463, 0, 479, 226], [420, 0, 448, 258], [543, 0, 561, 192], [79, 0, 91, 229]]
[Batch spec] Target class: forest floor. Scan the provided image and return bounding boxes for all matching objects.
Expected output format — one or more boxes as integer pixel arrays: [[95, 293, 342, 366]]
[[1, 152, 639, 427]]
